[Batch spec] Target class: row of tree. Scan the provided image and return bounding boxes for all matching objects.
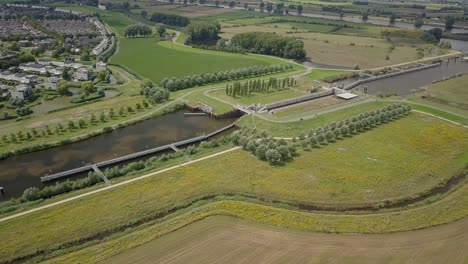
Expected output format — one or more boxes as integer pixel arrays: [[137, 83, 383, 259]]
[[225, 77, 296, 98], [185, 22, 221, 45], [161, 64, 293, 91], [1, 102, 150, 145], [150, 12, 190, 27], [123, 24, 152, 38], [230, 32, 306, 59], [231, 128, 296, 166], [295, 104, 412, 148]]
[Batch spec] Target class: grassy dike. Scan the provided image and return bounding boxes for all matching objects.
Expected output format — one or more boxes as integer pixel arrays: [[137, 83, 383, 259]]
[[1, 113, 467, 263]]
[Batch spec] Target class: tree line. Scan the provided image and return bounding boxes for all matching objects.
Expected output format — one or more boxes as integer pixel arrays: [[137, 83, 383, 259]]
[[230, 32, 306, 60], [161, 64, 293, 91], [294, 104, 412, 149], [184, 22, 221, 45], [124, 24, 152, 38], [225, 76, 296, 98], [150, 12, 190, 27]]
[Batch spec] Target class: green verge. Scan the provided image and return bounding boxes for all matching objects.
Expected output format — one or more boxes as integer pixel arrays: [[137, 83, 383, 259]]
[[1, 113, 467, 262]]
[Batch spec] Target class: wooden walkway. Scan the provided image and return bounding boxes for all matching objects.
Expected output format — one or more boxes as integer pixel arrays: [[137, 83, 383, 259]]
[[40, 124, 235, 183]]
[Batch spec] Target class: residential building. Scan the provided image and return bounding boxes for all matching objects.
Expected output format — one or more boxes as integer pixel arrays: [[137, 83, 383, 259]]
[[96, 61, 107, 72], [45, 77, 60, 90], [76, 68, 89, 81], [11, 84, 32, 100]]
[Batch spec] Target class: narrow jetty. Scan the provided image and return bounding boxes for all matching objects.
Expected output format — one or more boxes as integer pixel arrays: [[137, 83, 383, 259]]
[[40, 124, 235, 183]]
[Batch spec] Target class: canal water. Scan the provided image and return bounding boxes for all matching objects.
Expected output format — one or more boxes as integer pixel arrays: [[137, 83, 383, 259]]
[[0, 110, 234, 200], [352, 59, 468, 96]]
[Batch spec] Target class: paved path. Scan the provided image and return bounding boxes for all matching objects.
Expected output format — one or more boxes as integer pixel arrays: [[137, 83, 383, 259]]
[[0, 147, 241, 223]]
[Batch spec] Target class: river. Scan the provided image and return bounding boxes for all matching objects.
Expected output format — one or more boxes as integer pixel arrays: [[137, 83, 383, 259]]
[[0, 110, 234, 200]]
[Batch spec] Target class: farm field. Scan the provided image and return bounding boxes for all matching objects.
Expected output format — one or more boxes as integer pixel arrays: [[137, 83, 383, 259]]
[[111, 38, 289, 84], [101, 216, 468, 264], [2, 112, 467, 263]]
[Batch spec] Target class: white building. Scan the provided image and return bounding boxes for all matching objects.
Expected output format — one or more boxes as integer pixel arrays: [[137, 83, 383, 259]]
[[45, 77, 60, 90], [75, 68, 89, 81], [96, 61, 107, 72]]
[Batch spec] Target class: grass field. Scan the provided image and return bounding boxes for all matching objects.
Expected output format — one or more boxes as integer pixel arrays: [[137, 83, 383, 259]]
[[408, 74, 468, 116], [111, 38, 290, 84], [100, 216, 468, 264], [237, 101, 390, 136], [2, 113, 467, 262]]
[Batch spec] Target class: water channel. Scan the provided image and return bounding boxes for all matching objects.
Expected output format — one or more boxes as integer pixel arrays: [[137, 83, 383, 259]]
[[343, 58, 468, 96], [0, 110, 234, 200]]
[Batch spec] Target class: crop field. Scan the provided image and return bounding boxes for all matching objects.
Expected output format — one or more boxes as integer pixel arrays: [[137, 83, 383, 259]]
[[111, 38, 286, 84], [409, 74, 468, 116], [2, 112, 467, 263], [101, 216, 468, 264]]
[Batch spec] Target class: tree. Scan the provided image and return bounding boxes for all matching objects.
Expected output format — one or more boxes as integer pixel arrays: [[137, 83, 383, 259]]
[[141, 10, 148, 18], [265, 149, 282, 165], [389, 13, 396, 24], [157, 25, 166, 37], [297, 5, 303, 15], [98, 71, 107, 82], [445, 16, 456, 31], [80, 51, 90, 61], [266, 3, 273, 13], [259, 2, 265, 12], [81, 82, 95, 94], [229, 1, 235, 8], [57, 81, 69, 96], [244, 3, 248, 9], [325, 131, 334, 142], [362, 11, 369, 21], [414, 18, 424, 29], [62, 67, 71, 81], [340, 125, 350, 136]]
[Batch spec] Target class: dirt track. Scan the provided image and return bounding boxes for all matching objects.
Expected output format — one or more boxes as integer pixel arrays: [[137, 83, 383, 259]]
[[101, 216, 468, 264]]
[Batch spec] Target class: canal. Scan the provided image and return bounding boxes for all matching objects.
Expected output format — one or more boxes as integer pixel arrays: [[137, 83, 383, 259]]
[[353, 58, 468, 96], [0, 109, 234, 200]]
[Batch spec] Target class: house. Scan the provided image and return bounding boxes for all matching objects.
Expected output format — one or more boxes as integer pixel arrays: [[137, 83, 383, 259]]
[[75, 67, 89, 81], [19, 63, 47, 74], [11, 84, 32, 100], [38, 57, 52, 65], [0, 84, 9, 99], [19, 40, 31, 47], [45, 77, 60, 90], [95, 61, 107, 72]]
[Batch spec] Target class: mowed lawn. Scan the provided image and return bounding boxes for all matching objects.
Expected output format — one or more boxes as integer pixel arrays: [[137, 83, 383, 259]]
[[2, 113, 467, 262], [111, 38, 279, 84]]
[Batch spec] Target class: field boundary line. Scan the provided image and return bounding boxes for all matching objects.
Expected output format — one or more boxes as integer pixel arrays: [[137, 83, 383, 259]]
[[413, 110, 468, 128], [0, 147, 241, 223]]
